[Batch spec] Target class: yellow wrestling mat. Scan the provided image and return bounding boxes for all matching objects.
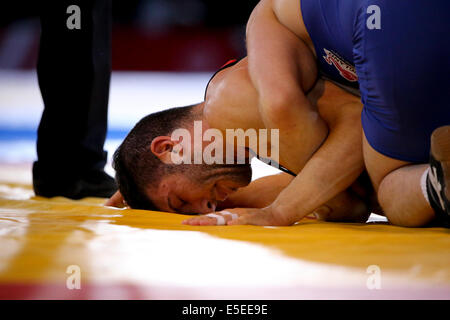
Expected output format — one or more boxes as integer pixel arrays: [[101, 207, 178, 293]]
[[0, 178, 449, 299]]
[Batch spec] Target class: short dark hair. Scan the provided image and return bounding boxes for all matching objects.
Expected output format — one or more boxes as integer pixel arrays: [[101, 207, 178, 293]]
[[113, 105, 197, 210]]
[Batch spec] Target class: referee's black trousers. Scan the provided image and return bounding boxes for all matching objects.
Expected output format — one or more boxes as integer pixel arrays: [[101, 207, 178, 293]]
[[33, 0, 115, 198]]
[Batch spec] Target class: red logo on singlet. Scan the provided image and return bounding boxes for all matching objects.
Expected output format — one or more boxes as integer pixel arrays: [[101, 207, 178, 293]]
[[323, 49, 358, 82]]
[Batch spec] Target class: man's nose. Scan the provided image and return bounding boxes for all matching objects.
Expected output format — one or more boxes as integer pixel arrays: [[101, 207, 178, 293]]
[[196, 199, 216, 214]]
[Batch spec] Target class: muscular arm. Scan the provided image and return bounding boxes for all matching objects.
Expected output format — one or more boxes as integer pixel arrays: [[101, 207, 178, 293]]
[[205, 60, 365, 225], [217, 172, 294, 209], [217, 169, 369, 224], [245, 0, 328, 173], [271, 94, 365, 224]]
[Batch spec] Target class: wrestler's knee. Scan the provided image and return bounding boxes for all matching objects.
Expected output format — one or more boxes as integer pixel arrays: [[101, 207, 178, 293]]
[[377, 174, 435, 227]]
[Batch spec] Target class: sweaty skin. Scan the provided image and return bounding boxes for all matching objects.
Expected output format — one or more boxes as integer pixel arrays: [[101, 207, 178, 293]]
[[188, 0, 367, 226], [193, 0, 368, 226], [245, 0, 324, 174], [186, 57, 370, 225], [215, 0, 449, 227], [108, 0, 372, 224], [107, 59, 370, 223]]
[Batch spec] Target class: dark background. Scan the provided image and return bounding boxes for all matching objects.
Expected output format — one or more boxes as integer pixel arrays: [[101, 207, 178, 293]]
[[0, 0, 260, 71]]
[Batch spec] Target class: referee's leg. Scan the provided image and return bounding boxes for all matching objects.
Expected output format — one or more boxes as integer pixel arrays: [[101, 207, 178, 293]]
[[34, 0, 116, 198]]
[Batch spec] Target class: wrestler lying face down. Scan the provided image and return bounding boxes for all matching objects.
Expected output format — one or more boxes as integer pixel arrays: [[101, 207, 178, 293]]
[[107, 57, 375, 225]]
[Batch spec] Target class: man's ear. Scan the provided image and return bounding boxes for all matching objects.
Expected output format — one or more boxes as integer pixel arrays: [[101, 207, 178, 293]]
[[150, 136, 182, 164]]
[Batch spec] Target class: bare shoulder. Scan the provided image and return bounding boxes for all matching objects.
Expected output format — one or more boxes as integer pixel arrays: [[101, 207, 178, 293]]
[[272, 0, 312, 46], [204, 58, 263, 131]]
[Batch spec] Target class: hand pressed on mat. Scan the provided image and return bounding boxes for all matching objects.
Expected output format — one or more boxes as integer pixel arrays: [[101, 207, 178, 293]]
[[182, 207, 293, 226]]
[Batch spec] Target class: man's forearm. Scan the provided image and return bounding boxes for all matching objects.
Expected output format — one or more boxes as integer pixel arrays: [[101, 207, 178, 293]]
[[269, 109, 364, 225], [218, 173, 294, 210], [246, 0, 328, 173]]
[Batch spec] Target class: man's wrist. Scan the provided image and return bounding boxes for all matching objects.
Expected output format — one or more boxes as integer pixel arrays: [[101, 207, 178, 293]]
[[266, 203, 298, 226]]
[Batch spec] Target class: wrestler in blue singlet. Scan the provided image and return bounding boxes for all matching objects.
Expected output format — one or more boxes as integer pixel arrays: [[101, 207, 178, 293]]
[[301, 0, 450, 163]]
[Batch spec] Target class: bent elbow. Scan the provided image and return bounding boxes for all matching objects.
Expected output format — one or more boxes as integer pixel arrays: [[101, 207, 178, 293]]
[[259, 89, 308, 124]]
